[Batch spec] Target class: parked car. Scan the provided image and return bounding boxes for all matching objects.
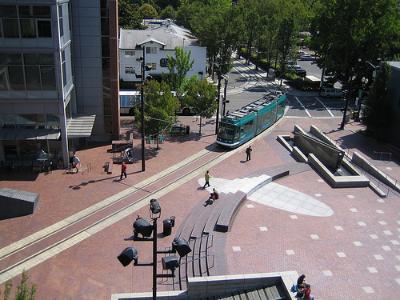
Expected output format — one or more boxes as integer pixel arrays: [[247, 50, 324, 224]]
[[299, 54, 315, 61], [287, 64, 306, 77], [320, 87, 343, 98]]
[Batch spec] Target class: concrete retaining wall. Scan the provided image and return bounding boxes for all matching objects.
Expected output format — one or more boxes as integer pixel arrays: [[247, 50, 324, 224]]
[[276, 135, 293, 152], [111, 271, 298, 300], [352, 152, 400, 193], [309, 125, 345, 152], [292, 146, 308, 163], [309, 154, 369, 188]]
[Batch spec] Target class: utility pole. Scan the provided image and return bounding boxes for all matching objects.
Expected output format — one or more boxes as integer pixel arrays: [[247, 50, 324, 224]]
[[339, 88, 349, 130], [222, 77, 228, 116], [215, 73, 222, 135], [140, 47, 146, 171]]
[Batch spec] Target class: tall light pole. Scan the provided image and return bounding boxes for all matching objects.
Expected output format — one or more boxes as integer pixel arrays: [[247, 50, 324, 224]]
[[137, 47, 152, 172], [140, 47, 146, 171], [339, 87, 349, 130], [222, 76, 229, 116], [215, 73, 222, 135]]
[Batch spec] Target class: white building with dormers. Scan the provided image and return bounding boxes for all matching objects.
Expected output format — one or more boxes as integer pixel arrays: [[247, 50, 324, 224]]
[[119, 19, 207, 83]]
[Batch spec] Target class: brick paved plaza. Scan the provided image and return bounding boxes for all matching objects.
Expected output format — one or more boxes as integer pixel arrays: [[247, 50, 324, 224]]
[[0, 116, 399, 299]]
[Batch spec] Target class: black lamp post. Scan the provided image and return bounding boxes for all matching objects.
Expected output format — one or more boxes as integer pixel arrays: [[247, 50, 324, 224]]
[[339, 87, 349, 130], [357, 77, 368, 121], [118, 199, 191, 300], [137, 47, 152, 172], [222, 76, 229, 116], [215, 73, 222, 135]]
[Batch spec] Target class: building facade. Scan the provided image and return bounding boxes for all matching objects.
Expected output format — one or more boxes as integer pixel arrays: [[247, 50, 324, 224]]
[[119, 20, 207, 83], [0, 0, 119, 168]]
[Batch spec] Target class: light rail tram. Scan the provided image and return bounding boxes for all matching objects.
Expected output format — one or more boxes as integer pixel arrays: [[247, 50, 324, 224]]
[[216, 91, 286, 148]]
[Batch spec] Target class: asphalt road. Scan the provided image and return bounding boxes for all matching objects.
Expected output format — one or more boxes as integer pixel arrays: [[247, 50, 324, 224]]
[[221, 58, 344, 119]]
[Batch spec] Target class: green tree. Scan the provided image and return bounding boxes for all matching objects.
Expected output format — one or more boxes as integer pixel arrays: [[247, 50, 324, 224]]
[[136, 81, 179, 149], [364, 63, 394, 135], [311, 0, 400, 86], [185, 79, 217, 135], [1, 272, 36, 300], [119, 0, 143, 29], [160, 5, 176, 19], [139, 3, 159, 19], [166, 47, 194, 93]]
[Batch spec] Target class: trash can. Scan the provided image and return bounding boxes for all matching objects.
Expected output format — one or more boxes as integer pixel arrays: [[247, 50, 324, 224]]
[[163, 217, 175, 236]]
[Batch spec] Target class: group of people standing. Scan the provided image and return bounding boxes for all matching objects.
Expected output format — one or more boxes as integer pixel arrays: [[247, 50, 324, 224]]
[[291, 274, 314, 300]]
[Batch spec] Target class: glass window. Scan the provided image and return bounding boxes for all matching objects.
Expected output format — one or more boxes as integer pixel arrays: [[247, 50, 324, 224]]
[[61, 50, 67, 87], [8, 66, 25, 90], [160, 58, 168, 67], [58, 6, 63, 37], [125, 50, 135, 56], [40, 66, 56, 90], [38, 54, 54, 65], [0, 68, 8, 90], [25, 66, 41, 90], [19, 6, 33, 17], [33, 6, 51, 18], [20, 19, 36, 38], [125, 66, 134, 74], [2, 19, 19, 37], [23, 53, 39, 65], [46, 114, 59, 129], [0, 6, 17, 17], [0, 53, 22, 65], [37, 19, 51, 37]]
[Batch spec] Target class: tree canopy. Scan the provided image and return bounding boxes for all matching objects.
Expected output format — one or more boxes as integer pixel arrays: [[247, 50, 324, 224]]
[[139, 3, 159, 19], [310, 0, 400, 85], [185, 78, 217, 134], [135, 80, 179, 143]]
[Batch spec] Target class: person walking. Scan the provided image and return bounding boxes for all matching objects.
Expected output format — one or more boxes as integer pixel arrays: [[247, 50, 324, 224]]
[[203, 170, 211, 189], [120, 161, 127, 180], [246, 146, 252, 161], [71, 152, 81, 173]]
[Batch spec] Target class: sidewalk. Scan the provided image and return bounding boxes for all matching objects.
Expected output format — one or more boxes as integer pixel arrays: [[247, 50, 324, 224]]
[[1, 115, 399, 300]]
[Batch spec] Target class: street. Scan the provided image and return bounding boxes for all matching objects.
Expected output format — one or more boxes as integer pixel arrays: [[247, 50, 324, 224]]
[[221, 57, 344, 119]]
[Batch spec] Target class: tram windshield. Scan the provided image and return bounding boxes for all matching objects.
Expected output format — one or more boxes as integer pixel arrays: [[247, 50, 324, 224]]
[[218, 123, 239, 141]]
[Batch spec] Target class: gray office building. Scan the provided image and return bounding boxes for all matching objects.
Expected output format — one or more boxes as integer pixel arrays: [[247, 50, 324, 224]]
[[0, 0, 120, 168]]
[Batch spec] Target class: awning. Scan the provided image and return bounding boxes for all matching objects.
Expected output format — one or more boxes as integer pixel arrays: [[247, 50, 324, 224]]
[[0, 128, 60, 140], [67, 115, 96, 138]]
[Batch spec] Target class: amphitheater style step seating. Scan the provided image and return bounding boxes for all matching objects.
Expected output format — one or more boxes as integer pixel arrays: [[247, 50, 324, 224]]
[[217, 285, 286, 300], [171, 162, 311, 291]]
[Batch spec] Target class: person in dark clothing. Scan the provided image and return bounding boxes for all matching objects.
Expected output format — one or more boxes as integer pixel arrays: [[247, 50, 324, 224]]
[[204, 188, 219, 206], [245, 146, 252, 161], [120, 161, 127, 180]]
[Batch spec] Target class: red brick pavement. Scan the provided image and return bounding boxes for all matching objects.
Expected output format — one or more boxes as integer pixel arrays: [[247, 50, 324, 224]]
[[1, 116, 399, 299]]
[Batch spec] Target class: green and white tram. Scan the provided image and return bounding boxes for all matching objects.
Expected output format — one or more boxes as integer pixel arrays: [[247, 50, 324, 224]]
[[216, 91, 286, 148]]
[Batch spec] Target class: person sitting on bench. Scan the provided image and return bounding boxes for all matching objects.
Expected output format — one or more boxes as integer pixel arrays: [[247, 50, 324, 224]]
[[204, 188, 219, 206]]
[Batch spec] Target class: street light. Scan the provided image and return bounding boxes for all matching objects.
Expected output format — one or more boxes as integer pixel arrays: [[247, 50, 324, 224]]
[[222, 75, 229, 116], [357, 77, 368, 121], [215, 72, 222, 135], [339, 88, 349, 130], [118, 199, 191, 300], [137, 47, 152, 172]]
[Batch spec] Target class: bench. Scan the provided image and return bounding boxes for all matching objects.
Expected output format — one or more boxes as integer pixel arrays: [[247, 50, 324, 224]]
[[215, 192, 247, 233]]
